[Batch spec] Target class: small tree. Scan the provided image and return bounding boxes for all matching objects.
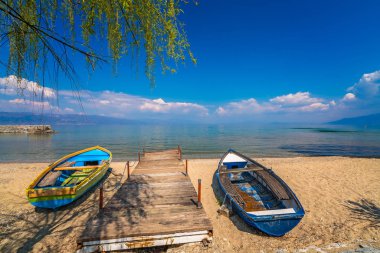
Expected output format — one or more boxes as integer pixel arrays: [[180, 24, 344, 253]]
[[0, 0, 195, 88]]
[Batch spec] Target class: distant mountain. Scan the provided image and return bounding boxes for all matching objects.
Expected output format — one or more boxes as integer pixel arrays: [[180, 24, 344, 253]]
[[329, 113, 380, 128], [0, 112, 137, 125]]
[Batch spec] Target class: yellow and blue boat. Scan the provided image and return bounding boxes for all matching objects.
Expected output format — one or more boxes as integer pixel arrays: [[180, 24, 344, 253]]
[[26, 146, 112, 209]]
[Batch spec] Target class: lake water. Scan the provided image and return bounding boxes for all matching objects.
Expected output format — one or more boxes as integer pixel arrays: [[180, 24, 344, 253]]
[[0, 123, 380, 162]]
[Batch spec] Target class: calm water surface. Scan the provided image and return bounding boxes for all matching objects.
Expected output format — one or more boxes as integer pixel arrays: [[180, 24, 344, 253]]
[[0, 123, 379, 162]]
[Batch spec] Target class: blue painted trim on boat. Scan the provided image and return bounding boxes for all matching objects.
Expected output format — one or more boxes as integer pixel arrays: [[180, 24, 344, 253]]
[[223, 161, 248, 169], [31, 197, 76, 209]]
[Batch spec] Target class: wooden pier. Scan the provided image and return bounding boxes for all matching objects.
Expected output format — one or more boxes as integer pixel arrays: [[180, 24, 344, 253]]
[[77, 148, 213, 252]]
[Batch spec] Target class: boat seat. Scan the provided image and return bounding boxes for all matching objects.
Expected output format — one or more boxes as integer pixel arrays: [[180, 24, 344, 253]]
[[61, 176, 86, 186], [247, 208, 295, 216], [71, 171, 92, 177], [220, 167, 264, 174], [255, 170, 290, 200]]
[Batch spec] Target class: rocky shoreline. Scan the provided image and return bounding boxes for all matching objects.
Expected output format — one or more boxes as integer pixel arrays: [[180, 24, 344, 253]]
[[0, 125, 55, 134]]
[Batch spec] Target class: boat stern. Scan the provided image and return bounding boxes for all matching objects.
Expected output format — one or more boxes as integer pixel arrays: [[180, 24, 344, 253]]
[[26, 187, 77, 209], [251, 217, 303, 237]]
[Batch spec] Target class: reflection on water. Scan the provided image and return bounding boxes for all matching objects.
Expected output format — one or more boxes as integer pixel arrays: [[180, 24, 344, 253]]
[[0, 123, 379, 162]]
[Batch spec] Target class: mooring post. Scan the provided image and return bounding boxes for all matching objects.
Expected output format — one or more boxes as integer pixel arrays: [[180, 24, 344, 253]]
[[185, 159, 188, 176], [127, 161, 130, 178], [178, 145, 182, 160], [138, 152, 140, 162], [197, 179, 202, 208], [99, 185, 104, 210]]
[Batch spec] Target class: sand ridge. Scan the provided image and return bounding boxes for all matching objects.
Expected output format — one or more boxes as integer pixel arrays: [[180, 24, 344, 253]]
[[0, 157, 379, 252]]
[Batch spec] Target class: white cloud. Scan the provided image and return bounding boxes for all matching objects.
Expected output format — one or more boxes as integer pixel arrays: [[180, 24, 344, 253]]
[[216, 98, 271, 116], [0, 75, 55, 98], [270, 92, 322, 105], [217, 92, 330, 116], [298, 102, 330, 112], [6, 98, 57, 112], [64, 107, 74, 112], [336, 70, 380, 117], [62, 90, 209, 118], [99, 100, 110, 105], [348, 70, 380, 98], [342, 93, 356, 102], [139, 98, 207, 115], [216, 107, 226, 115], [9, 98, 51, 107], [9, 98, 25, 104]]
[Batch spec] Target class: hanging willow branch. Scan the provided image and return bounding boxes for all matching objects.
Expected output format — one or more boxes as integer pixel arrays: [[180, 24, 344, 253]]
[[0, 0, 195, 87]]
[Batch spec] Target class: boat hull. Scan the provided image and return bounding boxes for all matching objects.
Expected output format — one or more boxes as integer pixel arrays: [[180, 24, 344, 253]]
[[29, 196, 77, 209]]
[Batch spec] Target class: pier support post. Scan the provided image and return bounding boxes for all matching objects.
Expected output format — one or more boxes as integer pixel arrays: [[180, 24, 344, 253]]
[[185, 159, 188, 176], [138, 152, 140, 162], [197, 179, 202, 208], [127, 161, 130, 178], [99, 185, 104, 210]]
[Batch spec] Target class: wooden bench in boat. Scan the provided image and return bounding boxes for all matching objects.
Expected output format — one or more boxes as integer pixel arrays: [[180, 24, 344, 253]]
[[219, 167, 264, 174], [54, 165, 101, 171], [255, 170, 290, 200], [71, 171, 93, 177], [248, 208, 295, 216], [55, 160, 106, 171], [62, 175, 87, 186]]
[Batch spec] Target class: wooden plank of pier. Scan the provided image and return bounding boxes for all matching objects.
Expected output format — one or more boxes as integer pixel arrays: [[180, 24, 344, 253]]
[[77, 148, 213, 252]]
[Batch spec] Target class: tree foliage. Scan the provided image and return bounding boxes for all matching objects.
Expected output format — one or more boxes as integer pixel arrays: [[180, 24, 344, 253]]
[[0, 0, 195, 87]]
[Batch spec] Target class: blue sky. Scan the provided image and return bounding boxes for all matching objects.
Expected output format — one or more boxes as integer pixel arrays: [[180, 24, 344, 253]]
[[1, 0, 380, 122]]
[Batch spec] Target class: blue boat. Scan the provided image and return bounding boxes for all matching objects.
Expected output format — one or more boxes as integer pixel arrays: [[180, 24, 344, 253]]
[[216, 149, 304, 236]]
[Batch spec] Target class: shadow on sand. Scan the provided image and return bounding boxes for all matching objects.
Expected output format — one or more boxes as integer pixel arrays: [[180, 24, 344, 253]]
[[211, 171, 265, 236], [0, 169, 116, 253], [344, 199, 380, 228]]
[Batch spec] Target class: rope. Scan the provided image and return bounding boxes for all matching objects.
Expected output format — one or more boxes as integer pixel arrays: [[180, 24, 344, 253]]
[[218, 192, 234, 213], [103, 160, 137, 192]]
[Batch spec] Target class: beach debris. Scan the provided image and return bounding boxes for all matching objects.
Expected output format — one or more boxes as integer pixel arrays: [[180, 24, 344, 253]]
[[217, 204, 233, 217], [201, 238, 211, 248]]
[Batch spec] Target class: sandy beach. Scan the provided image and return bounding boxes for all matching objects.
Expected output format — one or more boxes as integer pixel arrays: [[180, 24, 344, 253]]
[[0, 157, 379, 253]]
